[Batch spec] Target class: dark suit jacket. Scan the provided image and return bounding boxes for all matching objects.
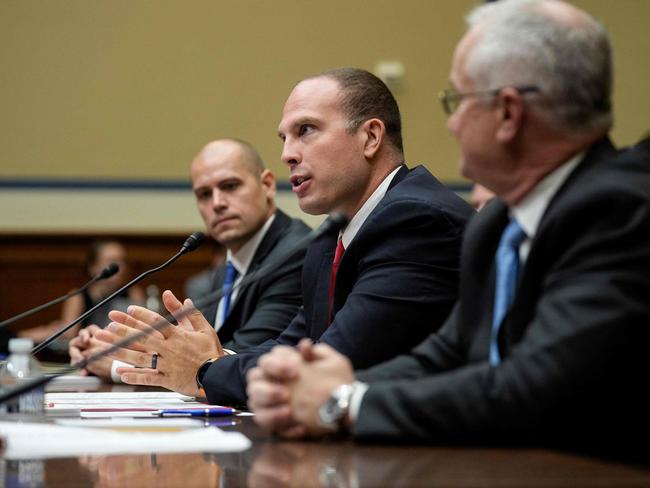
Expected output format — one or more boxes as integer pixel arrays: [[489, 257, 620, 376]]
[[355, 138, 650, 459], [199, 210, 311, 350], [202, 165, 475, 404]]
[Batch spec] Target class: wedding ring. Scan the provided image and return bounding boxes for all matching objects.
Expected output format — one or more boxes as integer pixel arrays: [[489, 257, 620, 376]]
[[151, 353, 159, 369]]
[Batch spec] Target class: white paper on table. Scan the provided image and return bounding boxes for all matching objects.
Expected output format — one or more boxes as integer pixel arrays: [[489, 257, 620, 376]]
[[45, 391, 195, 404], [45, 391, 199, 413], [45, 375, 103, 391], [0, 421, 251, 459], [44, 391, 240, 419], [55, 418, 204, 429]]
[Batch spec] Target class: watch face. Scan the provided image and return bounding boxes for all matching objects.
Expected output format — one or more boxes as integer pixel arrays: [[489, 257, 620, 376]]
[[319, 397, 343, 430]]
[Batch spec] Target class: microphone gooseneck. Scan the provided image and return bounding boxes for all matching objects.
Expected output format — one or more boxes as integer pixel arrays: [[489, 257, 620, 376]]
[[30, 233, 205, 355], [0, 263, 120, 330], [0, 217, 347, 406]]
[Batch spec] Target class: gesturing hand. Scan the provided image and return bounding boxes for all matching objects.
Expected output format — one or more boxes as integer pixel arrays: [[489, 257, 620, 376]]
[[95, 290, 224, 397]]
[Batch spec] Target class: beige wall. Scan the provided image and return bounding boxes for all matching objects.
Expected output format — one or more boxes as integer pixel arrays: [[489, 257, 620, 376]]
[[1, 0, 648, 232]]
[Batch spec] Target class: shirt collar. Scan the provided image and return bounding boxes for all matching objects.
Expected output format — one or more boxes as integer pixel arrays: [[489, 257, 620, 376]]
[[511, 152, 583, 240], [341, 165, 401, 249], [226, 213, 276, 276]]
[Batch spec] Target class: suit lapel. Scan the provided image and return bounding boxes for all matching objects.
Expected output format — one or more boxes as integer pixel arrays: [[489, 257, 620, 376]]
[[308, 230, 337, 337], [200, 266, 224, 328], [505, 137, 618, 348], [227, 211, 291, 313]]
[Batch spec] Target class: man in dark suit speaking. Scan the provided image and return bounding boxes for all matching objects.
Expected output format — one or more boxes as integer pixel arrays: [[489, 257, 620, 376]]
[[248, 0, 650, 458], [99, 68, 474, 403]]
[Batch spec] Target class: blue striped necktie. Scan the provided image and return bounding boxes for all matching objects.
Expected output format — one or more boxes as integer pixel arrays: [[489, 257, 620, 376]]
[[489, 218, 527, 365], [221, 260, 239, 322]]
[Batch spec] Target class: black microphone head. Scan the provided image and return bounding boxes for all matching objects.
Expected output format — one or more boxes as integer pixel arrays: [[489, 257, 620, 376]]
[[98, 263, 120, 280], [181, 232, 205, 254]]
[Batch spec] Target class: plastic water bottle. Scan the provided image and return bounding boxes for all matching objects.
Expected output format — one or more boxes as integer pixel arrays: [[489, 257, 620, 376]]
[[146, 284, 163, 314], [0, 338, 44, 414]]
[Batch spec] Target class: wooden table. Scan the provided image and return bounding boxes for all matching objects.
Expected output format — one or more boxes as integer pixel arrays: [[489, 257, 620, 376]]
[[4, 415, 650, 487]]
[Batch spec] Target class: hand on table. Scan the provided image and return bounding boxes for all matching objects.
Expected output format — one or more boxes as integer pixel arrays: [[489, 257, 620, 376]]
[[68, 324, 113, 379], [248, 338, 356, 438], [94, 290, 224, 397]]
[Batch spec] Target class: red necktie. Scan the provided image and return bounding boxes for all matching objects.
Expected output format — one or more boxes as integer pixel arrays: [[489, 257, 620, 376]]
[[328, 237, 345, 323]]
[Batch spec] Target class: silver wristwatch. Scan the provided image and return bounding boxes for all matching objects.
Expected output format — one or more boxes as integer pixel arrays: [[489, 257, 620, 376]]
[[318, 383, 357, 431]]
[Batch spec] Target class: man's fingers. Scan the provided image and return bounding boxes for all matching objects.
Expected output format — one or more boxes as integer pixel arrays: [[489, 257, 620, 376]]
[[86, 324, 101, 335], [162, 289, 183, 313], [184, 299, 214, 333], [297, 338, 316, 361], [257, 347, 301, 380], [276, 424, 309, 440], [161, 290, 194, 332], [69, 346, 83, 363], [252, 403, 295, 433], [101, 320, 164, 351], [118, 370, 165, 388], [106, 347, 159, 369], [247, 379, 291, 408], [94, 324, 137, 347], [310, 342, 340, 361]]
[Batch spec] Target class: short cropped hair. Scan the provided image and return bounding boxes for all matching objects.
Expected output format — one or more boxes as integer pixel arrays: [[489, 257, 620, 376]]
[[465, 0, 613, 134], [315, 67, 404, 154]]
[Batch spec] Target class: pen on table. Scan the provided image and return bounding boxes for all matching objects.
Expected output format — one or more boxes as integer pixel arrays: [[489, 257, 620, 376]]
[[157, 407, 237, 417]]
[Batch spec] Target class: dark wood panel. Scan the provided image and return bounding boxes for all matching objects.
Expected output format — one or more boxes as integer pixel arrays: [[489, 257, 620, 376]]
[[0, 233, 216, 332]]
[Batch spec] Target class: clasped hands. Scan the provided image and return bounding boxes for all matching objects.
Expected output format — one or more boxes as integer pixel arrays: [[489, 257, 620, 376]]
[[70, 290, 224, 397], [247, 338, 356, 439]]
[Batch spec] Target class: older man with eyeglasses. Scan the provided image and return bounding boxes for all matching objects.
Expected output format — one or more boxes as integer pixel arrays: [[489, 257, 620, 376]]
[[247, 0, 650, 461]]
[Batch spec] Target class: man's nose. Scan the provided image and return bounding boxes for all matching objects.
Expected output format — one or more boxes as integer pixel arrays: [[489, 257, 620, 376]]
[[212, 190, 227, 209], [280, 138, 300, 167]]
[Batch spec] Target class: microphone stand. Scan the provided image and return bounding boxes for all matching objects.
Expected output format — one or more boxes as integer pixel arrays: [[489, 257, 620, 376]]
[[31, 233, 204, 355], [0, 264, 120, 330], [0, 215, 347, 406]]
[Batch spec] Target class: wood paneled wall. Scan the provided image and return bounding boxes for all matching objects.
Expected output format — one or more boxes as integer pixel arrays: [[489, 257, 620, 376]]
[[0, 234, 215, 333]]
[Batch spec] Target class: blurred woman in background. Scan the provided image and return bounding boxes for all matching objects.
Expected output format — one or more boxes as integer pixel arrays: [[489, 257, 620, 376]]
[[20, 240, 144, 345]]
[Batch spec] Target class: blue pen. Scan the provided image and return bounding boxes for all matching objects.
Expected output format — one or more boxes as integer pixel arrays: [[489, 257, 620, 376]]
[[157, 407, 236, 417]]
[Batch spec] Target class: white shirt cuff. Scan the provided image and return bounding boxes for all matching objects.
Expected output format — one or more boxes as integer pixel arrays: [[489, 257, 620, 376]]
[[349, 381, 369, 424], [110, 359, 132, 383]]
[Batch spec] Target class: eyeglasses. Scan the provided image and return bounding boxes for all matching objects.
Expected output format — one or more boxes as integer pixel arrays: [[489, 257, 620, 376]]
[[438, 85, 540, 116]]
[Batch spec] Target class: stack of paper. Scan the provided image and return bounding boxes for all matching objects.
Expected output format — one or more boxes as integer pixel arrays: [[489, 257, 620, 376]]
[[45, 391, 226, 418], [0, 421, 251, 459]]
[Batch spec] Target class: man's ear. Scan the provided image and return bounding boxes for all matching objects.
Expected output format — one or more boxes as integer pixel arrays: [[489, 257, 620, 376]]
[[360, 118, 385, 159], [495, 88, 526, 143], [260, 169, 277, 199]]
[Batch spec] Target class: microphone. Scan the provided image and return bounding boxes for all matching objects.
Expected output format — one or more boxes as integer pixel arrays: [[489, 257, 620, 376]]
[[0, 216, 346, 405], [181, 232, 204, 254], [30, 232, 205, 355], [0, 263, 120, 330]]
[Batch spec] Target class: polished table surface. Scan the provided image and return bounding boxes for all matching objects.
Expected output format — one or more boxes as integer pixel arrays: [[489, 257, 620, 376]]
[[3, 414, 650, 487]]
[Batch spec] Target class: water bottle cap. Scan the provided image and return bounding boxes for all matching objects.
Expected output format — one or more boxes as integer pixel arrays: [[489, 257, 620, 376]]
[[8, 338, 34, 353]]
